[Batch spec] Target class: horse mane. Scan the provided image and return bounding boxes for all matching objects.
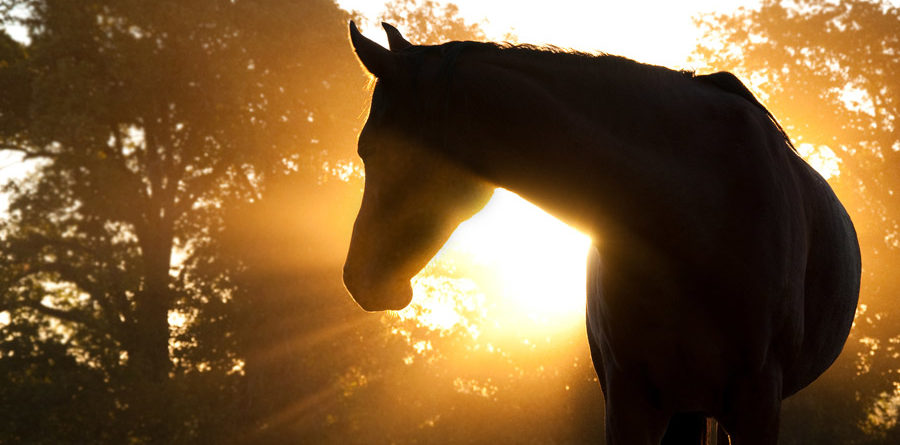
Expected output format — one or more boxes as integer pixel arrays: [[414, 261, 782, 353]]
[[414, 40, 798, 154], [428, 40, 659, 83]]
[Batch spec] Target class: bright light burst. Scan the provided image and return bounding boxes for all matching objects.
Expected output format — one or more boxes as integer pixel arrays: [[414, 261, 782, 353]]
[[404, 189, 592, 334], [447, 189, 592, 320]]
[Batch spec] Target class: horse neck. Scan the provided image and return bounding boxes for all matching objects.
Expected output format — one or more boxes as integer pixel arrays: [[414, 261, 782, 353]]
[[434, 52, 695, 240]]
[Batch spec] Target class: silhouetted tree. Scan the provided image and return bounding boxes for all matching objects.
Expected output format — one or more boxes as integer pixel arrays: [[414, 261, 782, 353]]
[[379, 0, 486, 44], [695, 0, 900, 442], [0, 0, 365, 442]]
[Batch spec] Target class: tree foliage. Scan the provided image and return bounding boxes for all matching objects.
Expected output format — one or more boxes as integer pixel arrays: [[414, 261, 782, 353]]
[[0, 0, 365, 442], [379, 0, 486, 44], [0, 0, 541, 443]]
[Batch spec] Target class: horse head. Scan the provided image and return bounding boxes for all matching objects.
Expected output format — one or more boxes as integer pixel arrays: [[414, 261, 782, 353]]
[[343, 22, 493, 311]]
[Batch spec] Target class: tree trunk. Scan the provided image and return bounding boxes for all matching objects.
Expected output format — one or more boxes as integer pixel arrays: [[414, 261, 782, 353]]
[[133, 279, 172, 382], [125, 223, 175, 444]]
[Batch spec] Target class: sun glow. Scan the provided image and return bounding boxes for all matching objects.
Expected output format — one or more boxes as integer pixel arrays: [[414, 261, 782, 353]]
[[403, 189, 592, 335], [445, 189, 592, 320]]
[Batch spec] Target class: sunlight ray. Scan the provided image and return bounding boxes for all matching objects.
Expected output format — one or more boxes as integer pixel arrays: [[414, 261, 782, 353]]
[[246, 311, 374, 367]]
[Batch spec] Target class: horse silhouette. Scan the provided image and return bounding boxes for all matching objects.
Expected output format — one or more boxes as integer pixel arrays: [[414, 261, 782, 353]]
[[343, 22, 861, 445]]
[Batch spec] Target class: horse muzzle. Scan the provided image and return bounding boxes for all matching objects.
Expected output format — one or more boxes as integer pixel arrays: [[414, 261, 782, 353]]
[[343, 265, 413, 312]]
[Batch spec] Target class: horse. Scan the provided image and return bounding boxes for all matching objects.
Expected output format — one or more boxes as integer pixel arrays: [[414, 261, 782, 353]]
[[342, 22, 861, 445]]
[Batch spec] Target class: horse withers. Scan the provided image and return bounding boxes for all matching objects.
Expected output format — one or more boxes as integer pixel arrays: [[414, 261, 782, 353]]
[[342, 22, 861, 445]]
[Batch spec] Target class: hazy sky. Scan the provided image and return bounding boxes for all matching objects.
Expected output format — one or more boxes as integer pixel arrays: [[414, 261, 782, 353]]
[[338, 0, 762, 68]]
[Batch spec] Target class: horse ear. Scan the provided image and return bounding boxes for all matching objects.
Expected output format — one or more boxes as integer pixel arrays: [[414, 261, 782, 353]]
[[382, 22, 412, 51], [349, 21, 398, 78]]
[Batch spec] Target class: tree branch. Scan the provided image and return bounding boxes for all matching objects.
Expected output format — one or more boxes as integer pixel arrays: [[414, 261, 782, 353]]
[[0, 144, 62, 159], [22, 300, 100, 331], [9, 233, 132, 330], [172, 163, 228, 218]]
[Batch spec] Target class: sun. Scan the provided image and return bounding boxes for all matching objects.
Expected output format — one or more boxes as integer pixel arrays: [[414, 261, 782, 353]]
[[406, 189, 592, 331], [449, 189, 591, 318]]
